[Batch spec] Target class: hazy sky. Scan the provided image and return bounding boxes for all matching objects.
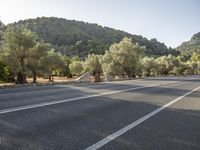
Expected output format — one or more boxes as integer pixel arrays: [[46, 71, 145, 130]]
[[0, 0, 199, 47]]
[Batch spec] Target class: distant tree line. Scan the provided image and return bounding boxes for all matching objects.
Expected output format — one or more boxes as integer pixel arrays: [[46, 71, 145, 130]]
[[0, 26, 199, 84], [69, 37, 200, 79]]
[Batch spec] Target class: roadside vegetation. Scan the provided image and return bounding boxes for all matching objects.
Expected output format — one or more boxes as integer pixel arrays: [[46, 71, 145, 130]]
[[0, 25, 200, 84]]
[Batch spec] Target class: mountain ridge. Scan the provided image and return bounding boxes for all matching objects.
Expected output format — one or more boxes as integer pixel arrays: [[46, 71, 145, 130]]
[[176, 32, 200, 53], [5, 17, 179, 57]]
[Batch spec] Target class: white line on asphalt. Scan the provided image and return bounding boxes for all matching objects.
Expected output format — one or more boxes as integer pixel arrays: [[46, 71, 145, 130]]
[[0, 84, 160, 115], [85, 86, 200, 150], [0, 79, 146, 96], [0, 79, 173, 96], [0, 81, 179, 115], [55, 81, 176, 90], [0, 79, 174, 96]]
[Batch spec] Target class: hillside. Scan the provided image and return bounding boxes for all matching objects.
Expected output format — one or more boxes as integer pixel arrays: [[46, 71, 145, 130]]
[[0, 21, 5, 47], [176, 32, 200, 53], [0, 21, 5, 40], [8, 17, 178, 57]]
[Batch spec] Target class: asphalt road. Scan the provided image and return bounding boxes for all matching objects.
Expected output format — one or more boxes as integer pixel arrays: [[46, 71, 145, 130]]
[[0, 76, 200, 150]]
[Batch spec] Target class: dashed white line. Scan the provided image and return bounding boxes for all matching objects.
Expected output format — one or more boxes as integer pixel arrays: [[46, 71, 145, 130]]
[[85, 86, 200, 150]]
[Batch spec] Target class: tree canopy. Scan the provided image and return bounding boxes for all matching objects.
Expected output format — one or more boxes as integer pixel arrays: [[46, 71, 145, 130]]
[[101, 37, 144, 77]]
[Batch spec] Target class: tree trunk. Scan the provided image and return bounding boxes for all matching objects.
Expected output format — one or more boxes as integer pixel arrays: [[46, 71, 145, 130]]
[[48, 75, 54, 82], [94, 73, 101, 82], [147, 70, 150, 77], [16, 57, 27, 84], [16, 72, 27, 84], [49, 75, 52, 82], [32, 70, 37, 83]]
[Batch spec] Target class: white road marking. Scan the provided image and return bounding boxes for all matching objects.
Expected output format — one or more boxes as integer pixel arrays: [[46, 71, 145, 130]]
[[85, 86, 200, 150], [0, 79, 171, 96], [0, 83, 163, 115], [55, 80, 177, 90], [0, 80, 144, 96], [0, 81, 179, 115], [0, 79, 145, 96]]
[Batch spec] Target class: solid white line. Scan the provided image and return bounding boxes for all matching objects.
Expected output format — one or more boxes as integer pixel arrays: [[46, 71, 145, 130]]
[[0, 81, 179, 115], [85, 86, 200, 150], [0, 79, 147, 96], [0, 79, 176, 97], [0, 84, 161, 115]]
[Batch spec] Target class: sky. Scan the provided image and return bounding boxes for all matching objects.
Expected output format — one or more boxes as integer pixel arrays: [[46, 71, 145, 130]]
[[0, 0, 199, 48]]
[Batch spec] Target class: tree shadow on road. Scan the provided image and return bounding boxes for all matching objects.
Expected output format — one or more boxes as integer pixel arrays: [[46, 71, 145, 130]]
[[0, 89, 200, 150]]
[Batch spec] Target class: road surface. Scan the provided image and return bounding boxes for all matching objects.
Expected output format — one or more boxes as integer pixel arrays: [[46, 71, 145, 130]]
[[0, 76, 200, 150]]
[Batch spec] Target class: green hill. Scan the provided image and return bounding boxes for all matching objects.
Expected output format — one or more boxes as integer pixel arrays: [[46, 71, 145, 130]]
[[8, 17, 178, 57], [0, 21, 5, 48], [0, 21, 5, 40], [176, 32, 200, 53]]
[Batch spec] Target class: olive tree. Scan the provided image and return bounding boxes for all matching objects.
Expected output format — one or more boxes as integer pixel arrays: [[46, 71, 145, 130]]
[[41, 51, 64, 81], [69, 61, 84, 76], [27, 43, 52, 83], [101, 37, 144, 78], [2, 26, 37, 84], [141, 57, 158, 76], [84, 54, 102, 82]]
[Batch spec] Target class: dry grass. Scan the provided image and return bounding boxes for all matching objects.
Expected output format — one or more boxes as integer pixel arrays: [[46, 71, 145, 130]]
[[0, 76, 77, 87]]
